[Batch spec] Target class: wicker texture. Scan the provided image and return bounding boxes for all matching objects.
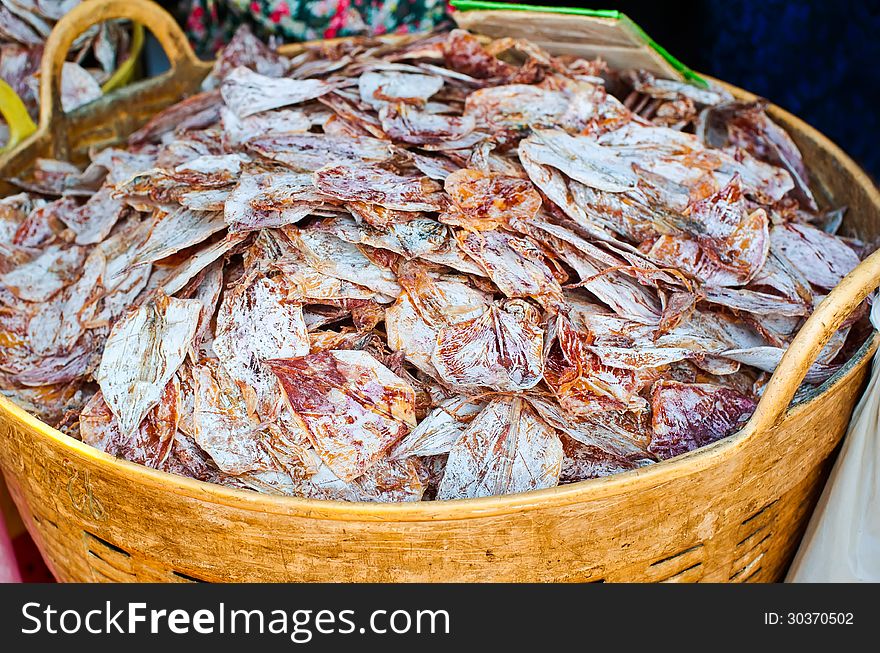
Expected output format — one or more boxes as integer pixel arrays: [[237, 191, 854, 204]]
[[0, 0, 878, 583]]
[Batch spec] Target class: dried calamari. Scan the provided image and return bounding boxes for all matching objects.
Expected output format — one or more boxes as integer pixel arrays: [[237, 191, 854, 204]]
[[268, 350, 416, 482], [220, 67, 335, 118], [0, 27, 869, 502], [437, 397, 563, 500], [93, 292, 200, 437]]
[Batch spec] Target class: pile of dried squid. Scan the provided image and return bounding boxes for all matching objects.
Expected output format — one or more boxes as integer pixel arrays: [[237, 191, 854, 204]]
[[0, 28, 869, 501]]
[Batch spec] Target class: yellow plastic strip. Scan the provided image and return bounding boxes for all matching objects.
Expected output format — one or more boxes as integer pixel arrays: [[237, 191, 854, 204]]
[[0, 78, 38, 154], [102, 22, 145, 93]]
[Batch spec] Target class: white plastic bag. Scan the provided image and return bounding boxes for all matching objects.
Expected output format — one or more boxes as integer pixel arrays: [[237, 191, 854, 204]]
[[786, 300, 880, 582]]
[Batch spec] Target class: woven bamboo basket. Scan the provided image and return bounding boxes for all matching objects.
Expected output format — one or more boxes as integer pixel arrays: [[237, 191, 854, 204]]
[[1, 0, 879, 583]]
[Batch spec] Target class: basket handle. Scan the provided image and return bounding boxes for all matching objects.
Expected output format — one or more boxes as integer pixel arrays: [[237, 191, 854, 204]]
[[747, 247, 880, 434], [38, 0, 204, 158]]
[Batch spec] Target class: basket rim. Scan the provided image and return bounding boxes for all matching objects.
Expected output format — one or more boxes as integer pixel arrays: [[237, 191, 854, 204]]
[[2, 73, 879, 522]]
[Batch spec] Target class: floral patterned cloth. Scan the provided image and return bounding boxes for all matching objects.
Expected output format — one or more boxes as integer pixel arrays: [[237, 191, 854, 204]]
[[181, 0, 453, 57]]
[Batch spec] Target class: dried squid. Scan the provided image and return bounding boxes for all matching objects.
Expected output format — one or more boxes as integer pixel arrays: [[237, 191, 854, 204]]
[[0, 26, 870, 502]]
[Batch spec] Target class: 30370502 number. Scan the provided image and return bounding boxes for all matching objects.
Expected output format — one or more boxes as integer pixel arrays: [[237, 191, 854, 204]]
[[764, 612, 854, 625]]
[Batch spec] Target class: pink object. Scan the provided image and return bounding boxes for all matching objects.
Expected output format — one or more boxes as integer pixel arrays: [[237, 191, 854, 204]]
[[0, 517, 22, 583]]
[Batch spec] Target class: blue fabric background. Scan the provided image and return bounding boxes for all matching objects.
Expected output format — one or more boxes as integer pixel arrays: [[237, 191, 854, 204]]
[[531, 0, 880, 180]]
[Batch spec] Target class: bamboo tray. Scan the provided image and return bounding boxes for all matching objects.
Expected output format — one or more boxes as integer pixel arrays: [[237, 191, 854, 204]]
[[1, 0, 879, 583]]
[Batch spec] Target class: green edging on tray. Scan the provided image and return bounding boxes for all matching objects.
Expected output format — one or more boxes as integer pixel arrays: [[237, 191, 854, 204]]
[[450, 0, 709, 88]]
